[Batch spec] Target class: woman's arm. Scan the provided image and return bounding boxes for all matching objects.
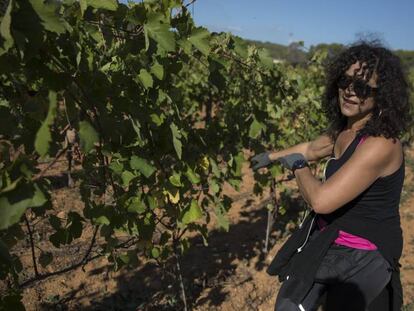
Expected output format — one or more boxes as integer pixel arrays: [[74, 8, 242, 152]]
[[307, 134, 335, 161], [268, 134, 334, 162], [293, 136, 401, 214]]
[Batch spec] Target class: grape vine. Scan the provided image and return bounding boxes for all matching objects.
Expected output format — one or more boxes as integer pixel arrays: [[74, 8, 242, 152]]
[[0, 0, 328, 309]]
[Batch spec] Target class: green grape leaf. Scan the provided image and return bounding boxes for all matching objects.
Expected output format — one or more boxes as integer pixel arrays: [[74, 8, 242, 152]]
[[232, 152, 245, 176], [130, 156, 156, 178], [145, 16, 175, 52], [170, 123, 182, 160], [34, 91, 57, 157], [210, 179, 219, 194], [79, 0, 87, 15], [169, 173, 182, 187], [188, 27, 210, 56], [258, 48, 273, 69], [79, 121, 99, 153], [95, 216, 110, 225], [0, 177, 23, 195], [28, 0, 68, 34], [84, 23, 104, 43], [118, 253, 129, 264], [0, 0, 13, 55], [150, 113, 165, 126], [232, 36, 248, 58], [181, 200, 202, 225], [177, 38, 192, 54], [127, 196, 146, 214], [269, 164, 282, 178], [185, 166, 200, 184], [215, 205, 229, 232], [228, 178, 241, 191], [146, 195, 157, 210], [109, 161, 124, 174], [209, 158, 221, 178], [85, 0, 118, 11], [248, 118, 266, 139], [0, 184, 47, 230], [138, 69, 153, 89], [121, 171, 136, 186], [150, 62, 164, 80]]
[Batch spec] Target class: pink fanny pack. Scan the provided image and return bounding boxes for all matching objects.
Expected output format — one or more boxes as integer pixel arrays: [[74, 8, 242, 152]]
[[317, 217, 377, 250]]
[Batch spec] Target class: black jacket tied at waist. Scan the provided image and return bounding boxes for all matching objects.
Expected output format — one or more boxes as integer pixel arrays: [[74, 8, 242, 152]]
[[266, 211, 403, 311]]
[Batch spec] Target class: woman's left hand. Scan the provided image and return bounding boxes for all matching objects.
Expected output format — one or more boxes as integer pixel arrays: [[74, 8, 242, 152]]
[[276, 153, 307, 171]]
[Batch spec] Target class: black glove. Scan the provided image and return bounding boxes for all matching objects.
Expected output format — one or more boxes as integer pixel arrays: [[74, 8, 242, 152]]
[[276, 153, 307, 171], [250, 151, 273, 170]]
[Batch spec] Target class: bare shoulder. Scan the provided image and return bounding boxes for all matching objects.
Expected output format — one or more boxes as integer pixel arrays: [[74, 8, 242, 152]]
[[355, 136, 403, 176], [359, 136, 402, 154]]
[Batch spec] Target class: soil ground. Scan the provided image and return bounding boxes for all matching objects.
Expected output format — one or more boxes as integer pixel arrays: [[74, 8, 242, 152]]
[[9, 148, 414, 310]]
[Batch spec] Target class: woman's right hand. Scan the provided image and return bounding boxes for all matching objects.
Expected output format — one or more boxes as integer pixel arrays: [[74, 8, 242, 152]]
[[250, 151, 273, 170]]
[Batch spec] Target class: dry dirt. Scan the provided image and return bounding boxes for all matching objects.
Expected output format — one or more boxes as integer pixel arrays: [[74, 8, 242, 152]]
[[10, 148, 414, 311]]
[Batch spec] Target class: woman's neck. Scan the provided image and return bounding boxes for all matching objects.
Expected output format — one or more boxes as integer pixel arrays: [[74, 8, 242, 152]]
[[346, 112, 372, 132]]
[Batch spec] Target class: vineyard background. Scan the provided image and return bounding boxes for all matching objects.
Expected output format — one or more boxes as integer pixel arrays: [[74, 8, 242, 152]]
[[15, 149, 414, 311], [0, 1, 414, 310]]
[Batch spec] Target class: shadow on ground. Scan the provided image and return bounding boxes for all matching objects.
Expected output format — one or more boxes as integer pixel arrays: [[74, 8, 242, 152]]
[[39, 190, 305, 311]]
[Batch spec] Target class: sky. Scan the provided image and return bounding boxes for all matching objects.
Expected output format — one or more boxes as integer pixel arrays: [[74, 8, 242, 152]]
[[187, 0, 414, 51]]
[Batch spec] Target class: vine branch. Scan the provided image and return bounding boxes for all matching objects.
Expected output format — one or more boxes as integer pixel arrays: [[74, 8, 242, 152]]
[[24, 214, 39, 278], [81, 225, 100, 271]]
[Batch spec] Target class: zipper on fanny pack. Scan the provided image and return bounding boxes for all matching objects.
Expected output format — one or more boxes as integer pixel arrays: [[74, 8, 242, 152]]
[[297, 215, 315, 253]]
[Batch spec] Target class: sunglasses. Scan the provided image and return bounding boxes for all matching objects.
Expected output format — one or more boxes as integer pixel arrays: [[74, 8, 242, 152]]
[[337, 75, 377, 99]]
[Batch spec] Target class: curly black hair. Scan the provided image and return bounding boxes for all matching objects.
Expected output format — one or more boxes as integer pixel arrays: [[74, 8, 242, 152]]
[[322, 40, 412, 143]]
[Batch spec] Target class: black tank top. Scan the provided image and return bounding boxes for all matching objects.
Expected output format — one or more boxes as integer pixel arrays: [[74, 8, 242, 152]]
[[321, 132, 405, 263]]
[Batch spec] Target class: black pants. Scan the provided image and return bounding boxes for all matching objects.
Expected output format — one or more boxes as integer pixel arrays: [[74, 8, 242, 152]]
[[275, 244, 392, 311]]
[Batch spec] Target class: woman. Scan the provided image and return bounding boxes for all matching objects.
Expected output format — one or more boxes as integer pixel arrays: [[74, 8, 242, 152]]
[[251, 41, 411, 311]]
